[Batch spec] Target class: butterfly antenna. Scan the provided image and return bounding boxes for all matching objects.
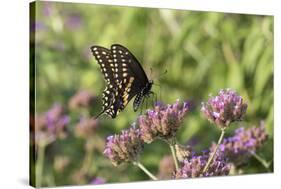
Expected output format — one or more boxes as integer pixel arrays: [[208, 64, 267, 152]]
[[151, 69, 167, 103], [150, 67, 154, 80], [158, 69, 168, 78]]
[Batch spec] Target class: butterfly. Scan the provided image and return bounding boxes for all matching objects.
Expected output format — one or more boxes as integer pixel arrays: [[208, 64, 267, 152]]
[[91, 44, 153, 118]]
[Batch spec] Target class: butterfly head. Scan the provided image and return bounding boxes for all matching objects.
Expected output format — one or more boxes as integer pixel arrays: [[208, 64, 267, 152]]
[[146, 80, 153, 97]]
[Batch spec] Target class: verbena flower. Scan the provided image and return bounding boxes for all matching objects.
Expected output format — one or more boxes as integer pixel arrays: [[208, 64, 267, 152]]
[[74, 117, 98, 139], [201, 89, 247, 129], [175, 144, 192, 162], [211, 123, 268, 166], [65, 13, 83, 30], [137, 100, 189, 143], [174, 151, 230, 179], [35, 103, 69, 146], [30, 21, 46, 33], [104, 127, 144, 166], [69, 90, 96, 110], [42, 1, 53, 17], [75, 117, 99, 151], [157, 155, 175, 179], [90, 177, 106, 185]]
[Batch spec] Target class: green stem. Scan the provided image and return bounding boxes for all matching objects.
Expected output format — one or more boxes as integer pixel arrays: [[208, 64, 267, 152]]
[[169, 144, 179, 171], [203, 128, 225, 173], [251, 152, 271, 172], [82, 147, 93, 174], [133, 161, 158, 180], [36, 143, 46, 187]]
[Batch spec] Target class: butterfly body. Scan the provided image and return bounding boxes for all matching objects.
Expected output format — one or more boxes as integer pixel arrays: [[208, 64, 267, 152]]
[[133, 80, 153, 112], [91, 44, 153, 118]]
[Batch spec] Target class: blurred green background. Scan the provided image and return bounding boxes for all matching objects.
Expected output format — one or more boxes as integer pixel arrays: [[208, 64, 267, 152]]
[[31, 1, 273, 187]]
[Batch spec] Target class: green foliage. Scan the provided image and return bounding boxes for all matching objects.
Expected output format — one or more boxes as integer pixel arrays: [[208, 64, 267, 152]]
[[32, 1, 273, 186]]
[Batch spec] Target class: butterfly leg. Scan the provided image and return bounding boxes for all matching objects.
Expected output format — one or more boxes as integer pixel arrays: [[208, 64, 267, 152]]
[[145, 96, 148, 110], [154, 92, 158, 106], [149, 91, 157, 107], [139, 102, 143, 115], [140, 96, 147, 115], [159, 84, 161, 102]]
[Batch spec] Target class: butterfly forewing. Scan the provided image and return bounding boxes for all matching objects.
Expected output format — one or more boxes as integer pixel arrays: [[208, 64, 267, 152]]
[[91, 46, 117, 116], [91, 46, 115, 85], [110, 45, 148, 105], [111, 44, 149, 86]]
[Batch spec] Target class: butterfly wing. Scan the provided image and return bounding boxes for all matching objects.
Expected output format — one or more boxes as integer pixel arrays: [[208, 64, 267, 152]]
[[110, 44, 149, 107], [91, 44, 151, 118], [91, 46, 118, 118]]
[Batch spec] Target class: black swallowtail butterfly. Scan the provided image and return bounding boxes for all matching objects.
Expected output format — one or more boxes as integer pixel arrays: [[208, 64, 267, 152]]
[[91, 44, 153, 118]]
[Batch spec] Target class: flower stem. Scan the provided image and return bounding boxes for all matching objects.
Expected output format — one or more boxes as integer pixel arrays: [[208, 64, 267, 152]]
[[82, 148, 93, 174], [169, 144, 179, 171], [251, 152, 271, 172], [203, 128, 225, 173], [133, 161, 158, 180], [36, 143, 46, 187]]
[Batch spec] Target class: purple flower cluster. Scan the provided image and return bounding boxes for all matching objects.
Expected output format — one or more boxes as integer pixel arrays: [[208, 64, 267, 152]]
[[175, 144, 192, 162], [104, 127, 144, 166], [35, 103, 69, 145], [90, 177, 106, 185], [201, 89, 248, 129], [75, 117, 99, 139], [174, 151, 230, 179], [69, 90, 96, 110], [137, 100, 189, 143], [65, 13, 83, 30], [212, 123, 268, 165], [158, 155, 175, 179], [42, 1, 54, 17]]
